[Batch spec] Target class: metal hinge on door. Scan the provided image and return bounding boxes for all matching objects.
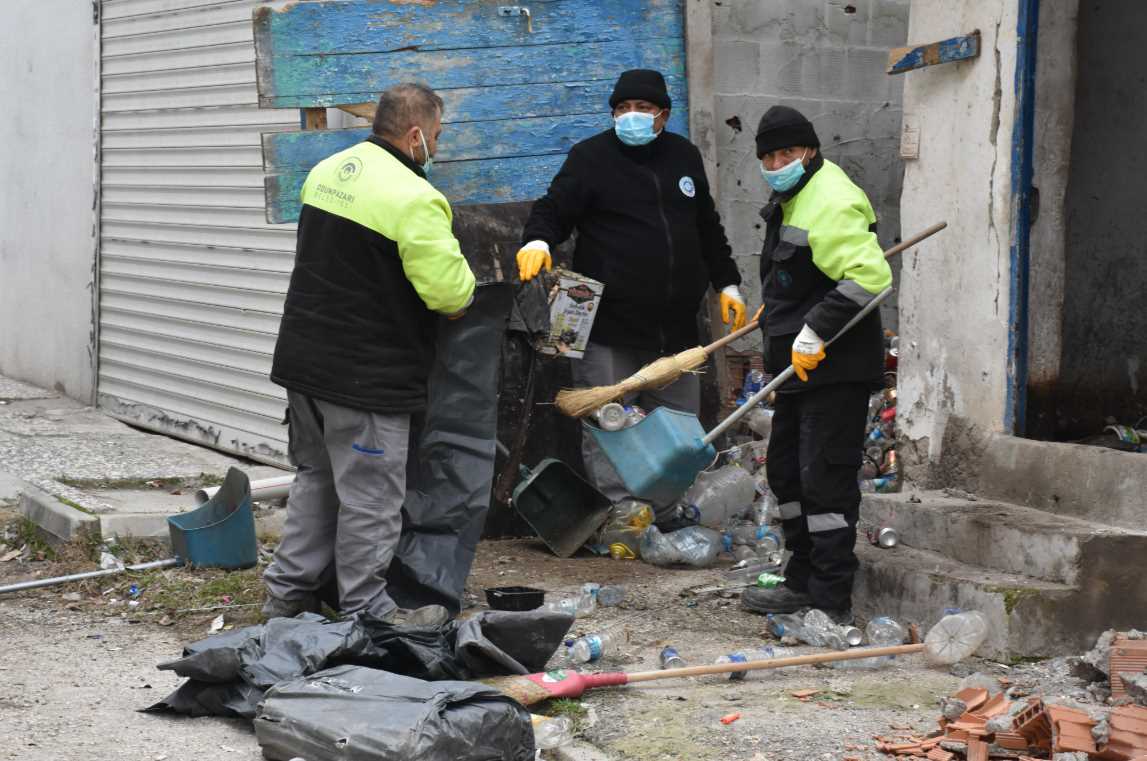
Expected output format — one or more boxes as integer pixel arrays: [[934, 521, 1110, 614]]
[[497, 5, 533, 33]]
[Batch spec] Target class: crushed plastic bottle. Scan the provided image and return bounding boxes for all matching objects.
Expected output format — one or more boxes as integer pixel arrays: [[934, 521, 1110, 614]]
[[925, 610, 990, 665], [570, 631, 614, 663], [596, 585, 626, 607], [660, 646, 686, 669], [750, 491, 780, 527], [831, 615, 907, 670], [639, 525, 721, 568], [802, 609, 849, 650], [682, 465, 758, 529], [715, 645, 793, 680], [532, 715, 575, 750], [767, 613, 807, 639], [745, 406, 775, 440]]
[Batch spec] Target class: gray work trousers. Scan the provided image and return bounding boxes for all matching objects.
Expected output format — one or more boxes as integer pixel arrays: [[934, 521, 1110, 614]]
[[263, 391, 410, 618], [571, 341, 700, 510]]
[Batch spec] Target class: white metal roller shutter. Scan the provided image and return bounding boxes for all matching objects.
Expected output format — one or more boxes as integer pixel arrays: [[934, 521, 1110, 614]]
[[98, 0, 299, 464]]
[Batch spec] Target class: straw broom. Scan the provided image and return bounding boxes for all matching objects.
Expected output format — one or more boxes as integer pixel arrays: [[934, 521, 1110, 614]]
[[554, 221, 947, 418]]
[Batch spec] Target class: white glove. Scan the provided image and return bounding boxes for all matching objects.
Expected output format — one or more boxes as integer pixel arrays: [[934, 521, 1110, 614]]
[[793, 324, 824, 355]]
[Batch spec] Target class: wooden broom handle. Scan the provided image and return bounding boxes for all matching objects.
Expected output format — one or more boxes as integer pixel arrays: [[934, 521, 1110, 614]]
[[700, 221, 947, 356], [625, 643, 925, 683]]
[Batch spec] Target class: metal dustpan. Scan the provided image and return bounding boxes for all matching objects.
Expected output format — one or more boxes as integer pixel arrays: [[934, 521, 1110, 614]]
[[498, 441, 612, 557], [167, 466, 258, 569], [587, 407, 717, 506]]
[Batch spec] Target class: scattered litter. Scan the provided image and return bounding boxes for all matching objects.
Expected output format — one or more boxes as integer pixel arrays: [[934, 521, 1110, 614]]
[[0, 546, 23, 562], [532, 714, 575, 749], [660, 646, 686, 669], [792, 689, 820, 700], [720, 712, 742, 725], [209, 614, 225, 633], [98, 551, 123, 571], [62, 592, 81, 602]]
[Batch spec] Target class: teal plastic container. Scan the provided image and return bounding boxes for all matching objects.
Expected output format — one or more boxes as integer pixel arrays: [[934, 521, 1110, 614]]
[[167, 467, 257, 569], [586, 407, 717, 505]]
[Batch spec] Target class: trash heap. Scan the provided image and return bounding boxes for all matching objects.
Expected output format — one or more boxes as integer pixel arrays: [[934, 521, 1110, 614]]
[[875, 630, 1147, 761], [861, 330, 901, 493]]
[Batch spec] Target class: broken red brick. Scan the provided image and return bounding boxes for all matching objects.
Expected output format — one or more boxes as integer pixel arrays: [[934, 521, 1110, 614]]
[[925, 749, 955, 761], [952, 687, 991, 713], [966, 737, 989, 761], [1013, 698, 1053, 750], [791, 689, 820, 700], [1111, 636, 1147, 700]]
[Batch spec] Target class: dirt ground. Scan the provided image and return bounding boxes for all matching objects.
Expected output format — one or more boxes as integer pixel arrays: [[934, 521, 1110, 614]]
[[0, 512, 1058, 761]]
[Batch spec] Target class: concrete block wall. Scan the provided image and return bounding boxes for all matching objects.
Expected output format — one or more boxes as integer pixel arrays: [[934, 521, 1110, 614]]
[[710, 0, 910, 349]]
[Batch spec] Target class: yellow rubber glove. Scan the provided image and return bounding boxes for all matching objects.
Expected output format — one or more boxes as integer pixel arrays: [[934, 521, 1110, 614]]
[[791, 324, 826, 382], [719, 285, 747, 332], [516, 241, 552, 281]]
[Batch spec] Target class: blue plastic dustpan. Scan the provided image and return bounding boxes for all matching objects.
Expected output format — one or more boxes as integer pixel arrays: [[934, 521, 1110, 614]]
[[167, 467, 257, 569], [587, 407, 717, 505]]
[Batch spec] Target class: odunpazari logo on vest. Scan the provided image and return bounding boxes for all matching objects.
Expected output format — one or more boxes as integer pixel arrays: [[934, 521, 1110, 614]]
[[338, 157, 364, 183], [679, 176, 696, 198]]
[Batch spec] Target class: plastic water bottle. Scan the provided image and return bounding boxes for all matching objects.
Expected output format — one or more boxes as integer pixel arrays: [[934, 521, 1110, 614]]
[[569, 631, 614, 663], [925, 610, 990, 665], [767, 613, 807, 639], [532, 715, 575, 749], [683, 465, 758, 529], [596, 585, 626, 606], [660, 646, 686, 669], [802, 609, 848, 650], [639, 525, 721, 568], [745, 406, 775, 440], [715, 645, 792, 680], [867, 616, 907, 646]]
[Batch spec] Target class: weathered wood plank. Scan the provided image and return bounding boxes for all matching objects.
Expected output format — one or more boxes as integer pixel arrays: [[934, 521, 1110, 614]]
[[258, 39, 686, 110], [264, 154, 566, 224], [269, 79, 640, 119], [253, 0, 684, 56], [887, 31, 982, 75], [262, 111, 690, 173]]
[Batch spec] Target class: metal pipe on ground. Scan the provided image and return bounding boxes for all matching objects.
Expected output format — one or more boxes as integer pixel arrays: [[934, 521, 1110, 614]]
[[195, 474, 294, 505], [0, 558, 182, 595]]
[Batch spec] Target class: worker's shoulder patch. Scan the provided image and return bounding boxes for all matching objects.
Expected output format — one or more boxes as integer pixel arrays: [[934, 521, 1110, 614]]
[[678, 175, 696, 198]]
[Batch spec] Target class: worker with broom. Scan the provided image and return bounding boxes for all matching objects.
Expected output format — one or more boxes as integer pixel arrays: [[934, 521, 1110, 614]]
[[262, 83, 475, 625], [740, 106, 893, 624], [517, 69, 745, 513]]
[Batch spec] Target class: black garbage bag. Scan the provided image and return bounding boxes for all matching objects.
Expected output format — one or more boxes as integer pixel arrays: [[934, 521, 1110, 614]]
[[254, 665, 535, 761], [145, 613, 375, 719], [358, 609, 574, 680], [145, 610, 572, 719]]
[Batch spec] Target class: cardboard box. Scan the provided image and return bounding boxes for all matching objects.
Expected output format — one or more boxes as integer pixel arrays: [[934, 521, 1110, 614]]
[[537, 268, 604, 360]]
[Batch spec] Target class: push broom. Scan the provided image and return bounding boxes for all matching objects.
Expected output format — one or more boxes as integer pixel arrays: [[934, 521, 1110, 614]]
[[554, 221, 947, 418], [482, 610, 985, 706]]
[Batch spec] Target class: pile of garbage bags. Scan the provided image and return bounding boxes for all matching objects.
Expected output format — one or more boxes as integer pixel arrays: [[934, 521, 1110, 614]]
[[145, 610, 572, 761]]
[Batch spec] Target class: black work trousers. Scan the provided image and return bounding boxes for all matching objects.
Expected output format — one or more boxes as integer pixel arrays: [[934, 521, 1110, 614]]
[[766, 382, 869, 610]]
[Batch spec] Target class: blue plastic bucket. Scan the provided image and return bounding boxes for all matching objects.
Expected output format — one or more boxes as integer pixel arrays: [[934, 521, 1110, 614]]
[[587, 407, 716, 505], [167, 467, 257, 569]]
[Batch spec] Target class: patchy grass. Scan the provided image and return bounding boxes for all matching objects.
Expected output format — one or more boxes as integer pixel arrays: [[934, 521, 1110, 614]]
[[13, 517, 57, 561], [58, 473, 226, 492], [56, 496, 95, 514], [545, 698, 589, 731]]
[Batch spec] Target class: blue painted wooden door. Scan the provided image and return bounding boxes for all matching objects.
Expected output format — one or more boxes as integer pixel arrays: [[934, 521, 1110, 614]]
[[254, 0, 687, 223]]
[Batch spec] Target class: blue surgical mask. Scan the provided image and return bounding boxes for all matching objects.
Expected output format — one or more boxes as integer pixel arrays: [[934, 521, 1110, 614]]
[[614, 111, 662, 146], [412, 127, 433, 176], [761, 151, 808, 192]]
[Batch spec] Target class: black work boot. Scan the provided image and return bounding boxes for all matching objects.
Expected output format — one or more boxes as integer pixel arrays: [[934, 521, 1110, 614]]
[[260, 593, 320, 620], [741, 584, 813, 615]]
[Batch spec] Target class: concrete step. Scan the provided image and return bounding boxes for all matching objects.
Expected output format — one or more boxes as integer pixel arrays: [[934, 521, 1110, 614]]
[[860, 491, 1147, 585], [948, 425, 1147, 531], [853, 541, 1077, 660]]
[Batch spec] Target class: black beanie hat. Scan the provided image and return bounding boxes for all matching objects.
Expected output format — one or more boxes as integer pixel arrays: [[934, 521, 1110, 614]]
[[609, 69, 671, 110], [755, 106, 820, 157]]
